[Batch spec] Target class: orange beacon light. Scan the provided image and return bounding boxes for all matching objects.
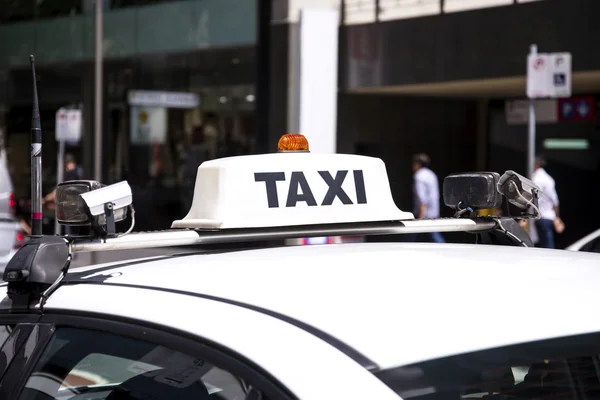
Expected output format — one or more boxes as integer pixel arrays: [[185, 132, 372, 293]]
[[277, 134, 309, 152]]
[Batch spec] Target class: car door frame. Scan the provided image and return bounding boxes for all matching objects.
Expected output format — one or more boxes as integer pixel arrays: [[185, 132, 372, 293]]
[[0, 312, 56, 399], [6, 311, 297, 400]]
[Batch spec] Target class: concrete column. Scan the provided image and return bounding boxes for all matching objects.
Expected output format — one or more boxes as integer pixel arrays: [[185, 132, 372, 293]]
[[476, 99, 489, 170], [82, 65, 95, 178], [267, 0, 340, 152]]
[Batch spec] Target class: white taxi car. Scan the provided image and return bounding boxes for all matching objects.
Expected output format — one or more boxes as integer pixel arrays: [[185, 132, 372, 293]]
[[1, 134, 599, 400]]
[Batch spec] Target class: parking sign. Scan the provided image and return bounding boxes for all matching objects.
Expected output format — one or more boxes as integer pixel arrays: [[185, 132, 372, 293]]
[[527, 52, 571, 99], [55, 108, 82, 143]]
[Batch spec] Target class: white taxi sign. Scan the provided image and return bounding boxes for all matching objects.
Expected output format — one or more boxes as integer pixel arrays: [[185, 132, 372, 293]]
[[172, 153, 414, 229]]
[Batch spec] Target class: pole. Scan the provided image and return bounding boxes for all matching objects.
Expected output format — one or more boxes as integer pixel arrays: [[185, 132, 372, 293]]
[[255, 0, 271, 154], [94, 0, 103, 183], [527, 44, 537, 237], [527, 44, 537, 179], [92, 0, 103, 264], [54, 139, 65, 235]]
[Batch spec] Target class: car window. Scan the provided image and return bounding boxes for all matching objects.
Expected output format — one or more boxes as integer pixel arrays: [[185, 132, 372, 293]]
[[17, 327, 263, 400], [375, 331, 600, 400], [580, 236, 600, 253]]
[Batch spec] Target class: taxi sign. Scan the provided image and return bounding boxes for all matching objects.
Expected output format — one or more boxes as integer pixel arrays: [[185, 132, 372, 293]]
[[171, 153, 414, 229]]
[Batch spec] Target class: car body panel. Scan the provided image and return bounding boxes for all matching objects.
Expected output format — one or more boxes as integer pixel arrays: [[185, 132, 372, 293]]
[[61, 242, 600, 370]]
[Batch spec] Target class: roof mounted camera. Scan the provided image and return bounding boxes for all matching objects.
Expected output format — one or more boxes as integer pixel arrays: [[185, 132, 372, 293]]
[[443, 172, 503, 217], [56, 180, 133, 237], [80, 181, 133, 236], [442, 170, 538, 247], [443, 170, 542, 219], [497, 170, 542, 219]]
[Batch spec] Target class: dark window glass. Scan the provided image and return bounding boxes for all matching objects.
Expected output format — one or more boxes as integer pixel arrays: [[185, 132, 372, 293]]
[[109, 0, 187, 9], [580, 236, 600, 253], [0, 324, 34, 386], [18, 327, 263, 400], [376, 332, 600, 400], [36, 0, 82, 18], [0, 0, 34, 23]]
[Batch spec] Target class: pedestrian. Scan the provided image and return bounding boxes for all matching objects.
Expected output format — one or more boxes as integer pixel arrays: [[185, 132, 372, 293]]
[[411, 153, 445, 243], [531, 155, 564, 249], [42, 153, 84, 204], [63, 153, 84, 182]]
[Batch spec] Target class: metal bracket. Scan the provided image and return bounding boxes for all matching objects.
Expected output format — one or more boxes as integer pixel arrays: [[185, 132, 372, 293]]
[[477, 217, 534, 247], [104, 202, 116, 236]]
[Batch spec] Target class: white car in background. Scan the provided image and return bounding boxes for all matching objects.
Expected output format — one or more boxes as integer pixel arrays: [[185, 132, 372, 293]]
[[0, 156, 25, 274], [566, 228, 600, 253]]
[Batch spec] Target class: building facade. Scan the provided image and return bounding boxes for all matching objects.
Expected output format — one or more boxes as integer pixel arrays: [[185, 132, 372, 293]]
[[266, 0, 600, 248], [2, 0, 598, 247]]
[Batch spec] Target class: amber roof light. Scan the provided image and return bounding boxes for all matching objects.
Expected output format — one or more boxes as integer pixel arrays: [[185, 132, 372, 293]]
[[277, 134, 309, 152]]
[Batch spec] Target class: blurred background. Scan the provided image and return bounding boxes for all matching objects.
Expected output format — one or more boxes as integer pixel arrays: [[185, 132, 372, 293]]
[[0, 0, 598, 250]]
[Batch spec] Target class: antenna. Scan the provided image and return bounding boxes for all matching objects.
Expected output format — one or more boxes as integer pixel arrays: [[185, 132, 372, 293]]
[[30, 55, 43, 237]]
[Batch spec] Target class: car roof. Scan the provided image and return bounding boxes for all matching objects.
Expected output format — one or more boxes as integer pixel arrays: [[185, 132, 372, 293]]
[[62, 242, 600, 371]]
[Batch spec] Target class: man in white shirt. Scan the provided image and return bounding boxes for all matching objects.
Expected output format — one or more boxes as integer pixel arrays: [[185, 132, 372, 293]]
[[531, 155, 564, 248], [411, 153, 444, 243]]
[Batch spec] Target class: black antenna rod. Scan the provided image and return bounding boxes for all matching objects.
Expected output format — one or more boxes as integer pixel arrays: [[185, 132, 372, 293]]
[[30, 55, 43, 237]]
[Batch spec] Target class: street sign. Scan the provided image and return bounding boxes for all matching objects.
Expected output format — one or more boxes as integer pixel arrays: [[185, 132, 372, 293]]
[[55, 108, 82, 142], [505, 99, 558, 125], [558, 96, 596, 122], [127, 90, 200, 109], [577, 98, 591, 118], [527, 52, 572, 99], [130, 106, 167, 145]]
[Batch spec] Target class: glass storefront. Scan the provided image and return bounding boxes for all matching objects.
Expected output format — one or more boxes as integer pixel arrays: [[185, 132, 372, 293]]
[[2, 44, 257, 232]]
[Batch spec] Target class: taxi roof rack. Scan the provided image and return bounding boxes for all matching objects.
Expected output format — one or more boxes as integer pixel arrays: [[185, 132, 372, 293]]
[[3, 216, 530, 309], [69, 217, 505, 253]]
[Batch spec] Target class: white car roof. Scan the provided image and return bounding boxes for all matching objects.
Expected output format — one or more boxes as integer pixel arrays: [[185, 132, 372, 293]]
[[63, 242, 600, 371]]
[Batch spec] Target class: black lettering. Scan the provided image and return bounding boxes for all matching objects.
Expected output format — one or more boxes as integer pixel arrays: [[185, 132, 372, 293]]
[[353, 170, 367, 204], [254, 172, 285, 208], [286, 172, 317, 207], [318, 170, 353, 205]]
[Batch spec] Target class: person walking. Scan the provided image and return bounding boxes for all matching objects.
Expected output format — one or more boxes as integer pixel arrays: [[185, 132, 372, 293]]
[[411, 153, 445, 243], [42, 153, 84, 204], [531, 155, 564, 249]]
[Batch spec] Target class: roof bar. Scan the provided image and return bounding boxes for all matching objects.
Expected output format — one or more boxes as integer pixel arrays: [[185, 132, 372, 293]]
[[70, 218, 497, 253]]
